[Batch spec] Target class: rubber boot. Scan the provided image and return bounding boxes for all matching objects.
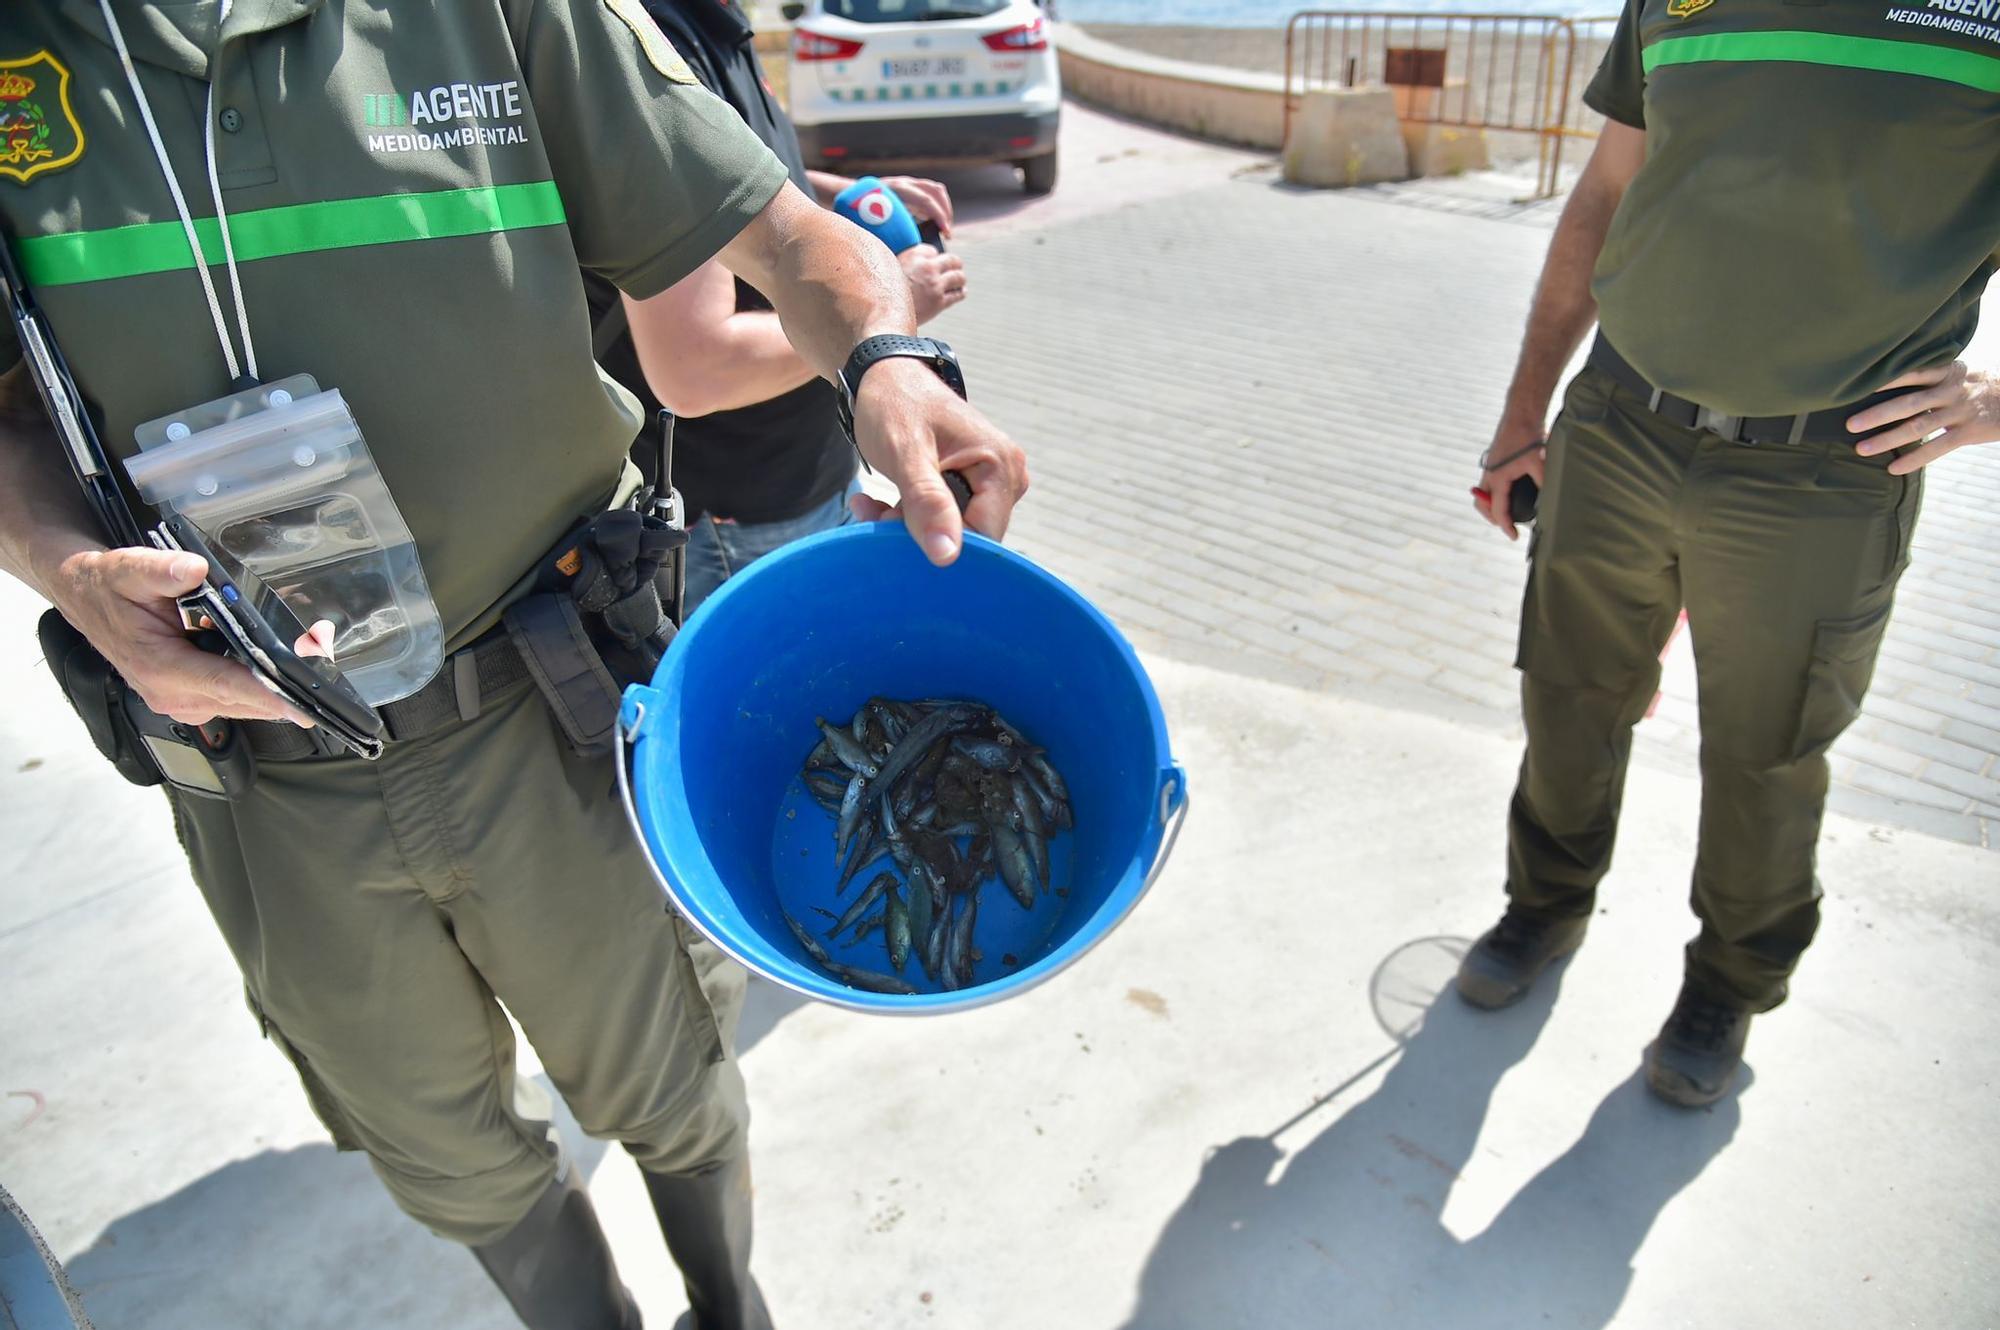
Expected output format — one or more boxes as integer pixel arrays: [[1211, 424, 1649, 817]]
[[472, 1166, 643, 1330], [641, 1155, 773, 1330]]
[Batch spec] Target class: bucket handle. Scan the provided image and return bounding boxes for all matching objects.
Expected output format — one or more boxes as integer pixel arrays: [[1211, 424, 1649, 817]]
[[615, 693, 689, 921], [1145, 765, 1190, 895]]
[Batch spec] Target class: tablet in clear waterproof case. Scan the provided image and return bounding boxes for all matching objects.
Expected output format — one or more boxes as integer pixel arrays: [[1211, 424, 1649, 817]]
[[125, 375, 443, 706]]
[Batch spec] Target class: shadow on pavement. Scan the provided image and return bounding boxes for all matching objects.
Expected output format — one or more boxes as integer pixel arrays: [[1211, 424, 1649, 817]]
[[1120, 940, 1747, 1330], [61, 1146, 504, 1330], [59, 1076, 610, 1330], [737, 977, 812, 1057]]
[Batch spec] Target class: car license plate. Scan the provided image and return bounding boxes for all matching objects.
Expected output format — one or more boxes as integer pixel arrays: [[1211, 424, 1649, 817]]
[[883, 57, 966, 80]]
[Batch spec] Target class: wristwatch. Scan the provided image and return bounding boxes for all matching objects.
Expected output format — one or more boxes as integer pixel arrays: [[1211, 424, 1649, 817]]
[[833, 334, 967, 442]]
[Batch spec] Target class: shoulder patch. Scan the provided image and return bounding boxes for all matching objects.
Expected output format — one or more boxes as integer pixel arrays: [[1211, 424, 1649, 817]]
[[602, 0, 700, 85], [0, 52, 84, 185], [1666, 0, 1715, 18]]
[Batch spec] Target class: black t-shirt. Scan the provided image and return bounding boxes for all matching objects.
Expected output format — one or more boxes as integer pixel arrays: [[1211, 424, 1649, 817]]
[[584, 0, 856, 523]]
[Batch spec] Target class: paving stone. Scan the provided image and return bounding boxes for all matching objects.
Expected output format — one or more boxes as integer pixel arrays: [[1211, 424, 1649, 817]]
[[1944, 719, 2000, 754], [1848, 764, 1974, 814], [1850, 718, 1992, 775], [1923, 763, 2000, 808], [1833, 735, 1926, 779]]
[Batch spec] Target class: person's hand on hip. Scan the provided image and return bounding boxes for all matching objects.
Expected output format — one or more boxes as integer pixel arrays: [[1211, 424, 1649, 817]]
[[1849, 360, 2000, 474]]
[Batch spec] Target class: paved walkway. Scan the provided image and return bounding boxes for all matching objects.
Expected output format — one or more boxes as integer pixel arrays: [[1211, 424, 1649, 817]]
[[932, 108, 2000, 848]]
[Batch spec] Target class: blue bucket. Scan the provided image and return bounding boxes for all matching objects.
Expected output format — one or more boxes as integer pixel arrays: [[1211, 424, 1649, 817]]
[[617, 522, 1187, 1014]]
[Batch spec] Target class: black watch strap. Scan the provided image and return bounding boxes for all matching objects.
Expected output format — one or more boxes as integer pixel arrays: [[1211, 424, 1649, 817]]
[[835, 335, 965, 431], [834, 334, 974, 514]]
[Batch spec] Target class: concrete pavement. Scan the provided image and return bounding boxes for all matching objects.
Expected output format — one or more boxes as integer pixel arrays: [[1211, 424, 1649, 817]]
[[3, 102, 1998, 1330]]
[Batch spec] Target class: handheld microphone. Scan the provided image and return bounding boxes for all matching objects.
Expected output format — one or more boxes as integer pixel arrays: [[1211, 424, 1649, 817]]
[[833, 176, 924, 255]]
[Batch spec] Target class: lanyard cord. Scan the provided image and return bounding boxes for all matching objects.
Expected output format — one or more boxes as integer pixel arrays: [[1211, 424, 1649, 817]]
[[97, 0, 258, 383]]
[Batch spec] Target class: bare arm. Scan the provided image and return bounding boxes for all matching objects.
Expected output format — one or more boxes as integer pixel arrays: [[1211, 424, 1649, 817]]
[[0, 364, 100, 599], [805, 169, 848, 209], [1477, 120, 1646, 539], [621, 259, 818, 417], [622, 222, 969, 415], [0, 363, 304, 724], [709, 181, 1026, 561]]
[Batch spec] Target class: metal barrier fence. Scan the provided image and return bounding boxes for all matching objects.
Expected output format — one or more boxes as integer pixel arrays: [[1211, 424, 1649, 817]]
[[1282, 10, 1617, 199], [1536, 15, 1619, 193]]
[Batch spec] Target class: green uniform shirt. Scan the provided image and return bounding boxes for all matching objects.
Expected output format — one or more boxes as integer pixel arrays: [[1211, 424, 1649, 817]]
[[0, 0, 789, 652], [1585, 0, 2000, 415]]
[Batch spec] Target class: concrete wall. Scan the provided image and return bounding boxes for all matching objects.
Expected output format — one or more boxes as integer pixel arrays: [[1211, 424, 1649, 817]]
[[1056, 26, 1287, 151]]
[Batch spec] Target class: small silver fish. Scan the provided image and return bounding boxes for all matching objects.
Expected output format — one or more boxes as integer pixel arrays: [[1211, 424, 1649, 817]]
[[816, 718, 880, 778], [840, 908, 889, 945], [952, 736, 1021, 772], [926, 909, 951, 986], [868, 698, 908, 745], [1026, 750, 1069, 804], [947, 892, 978, 988], [990, 822, 1037, 910], [886, 887, 912, 971], [1012, 777, 1049, 887], [905, 875, 934, 974], [837, 831, 889, 894], [826, 872, 896, 939], [835, 773, 869, 859], [826, 960, 920, 995], [784, 911, 833, 966]]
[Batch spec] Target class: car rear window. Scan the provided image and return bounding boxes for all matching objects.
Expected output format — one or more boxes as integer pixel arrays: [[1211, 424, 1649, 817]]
[[822, 0, 1013, 21]]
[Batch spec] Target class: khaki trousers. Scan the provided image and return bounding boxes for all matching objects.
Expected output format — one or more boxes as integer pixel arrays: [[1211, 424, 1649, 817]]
[[171, 676, 749, 1245], [1508, 365, 1923, 1011]]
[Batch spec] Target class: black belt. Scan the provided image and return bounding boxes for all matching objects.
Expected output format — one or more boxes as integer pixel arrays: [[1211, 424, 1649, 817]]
[[1587, 335, 1899, 447], [243, 631, 531, 760]]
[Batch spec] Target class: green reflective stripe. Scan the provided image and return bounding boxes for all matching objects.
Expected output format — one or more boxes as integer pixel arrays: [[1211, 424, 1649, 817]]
[[17, 181, 568, 288], [1643, 30, 2000, 92]]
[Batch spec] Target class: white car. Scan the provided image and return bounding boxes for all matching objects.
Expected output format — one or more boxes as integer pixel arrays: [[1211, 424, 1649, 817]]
[[781, 0, 1062, 194]]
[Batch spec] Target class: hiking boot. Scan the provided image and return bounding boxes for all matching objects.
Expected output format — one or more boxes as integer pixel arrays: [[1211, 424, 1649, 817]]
[[1646, 982, 1751, 1108], [1455, 908, 1588, 1009]]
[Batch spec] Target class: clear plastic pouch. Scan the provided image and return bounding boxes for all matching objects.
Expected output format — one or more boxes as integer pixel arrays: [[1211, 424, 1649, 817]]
[[125, 375, 442, 705]]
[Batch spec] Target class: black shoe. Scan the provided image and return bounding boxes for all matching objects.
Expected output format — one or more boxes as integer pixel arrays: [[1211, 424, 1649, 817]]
[[1646, 983, 1751, 1108], [1455, 908, 1587, 1009]]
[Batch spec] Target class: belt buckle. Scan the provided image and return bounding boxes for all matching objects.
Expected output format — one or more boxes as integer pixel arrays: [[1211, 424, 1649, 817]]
[[1694, 406, 1746, 445]]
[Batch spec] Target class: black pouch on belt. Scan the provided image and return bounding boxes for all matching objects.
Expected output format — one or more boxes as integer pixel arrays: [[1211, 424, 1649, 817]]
[[503, 507, 687, 758], [35, 608, 259, 796], [36, 607, 163, 787]]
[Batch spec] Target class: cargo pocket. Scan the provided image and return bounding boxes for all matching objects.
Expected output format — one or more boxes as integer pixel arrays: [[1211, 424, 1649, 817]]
[[1791, 604, 1893, 762], [668, 914, 730, 1066], [246, 989, 366, 1153]]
